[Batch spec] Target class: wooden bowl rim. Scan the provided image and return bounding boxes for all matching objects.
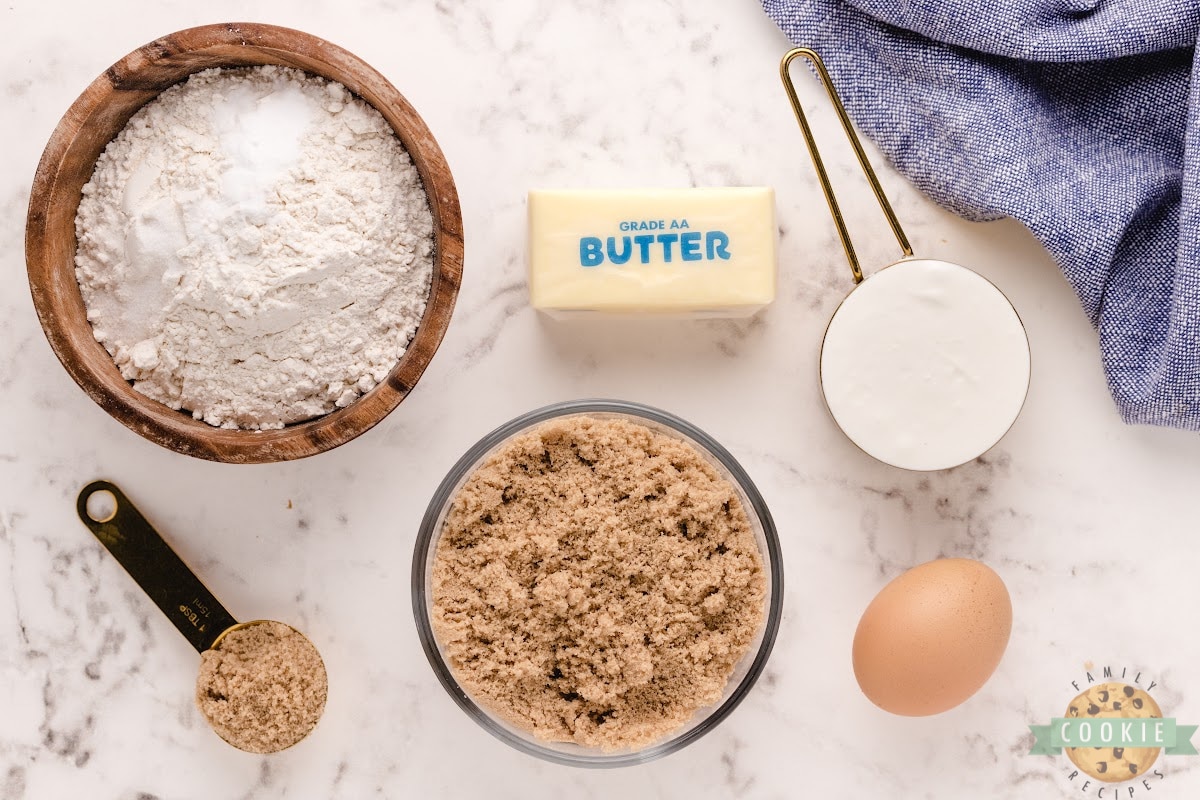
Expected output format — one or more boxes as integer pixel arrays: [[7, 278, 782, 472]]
[[25, 22, 463, 463]]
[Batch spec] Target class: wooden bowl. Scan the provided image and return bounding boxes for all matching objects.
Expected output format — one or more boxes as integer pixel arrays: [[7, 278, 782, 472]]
[[26, 23, 463, 463]]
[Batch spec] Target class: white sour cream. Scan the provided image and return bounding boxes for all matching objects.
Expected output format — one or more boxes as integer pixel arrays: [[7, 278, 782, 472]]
[[819, 259, 1030, 471]]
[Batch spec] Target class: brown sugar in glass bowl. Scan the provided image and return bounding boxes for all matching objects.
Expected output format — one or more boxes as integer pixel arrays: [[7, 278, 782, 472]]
[[25, 23, 463, 463], [412, 400, 784, 768]]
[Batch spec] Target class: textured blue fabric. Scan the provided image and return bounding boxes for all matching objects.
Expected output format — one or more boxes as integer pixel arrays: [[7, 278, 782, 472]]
[[762, 0, 1200, 429]]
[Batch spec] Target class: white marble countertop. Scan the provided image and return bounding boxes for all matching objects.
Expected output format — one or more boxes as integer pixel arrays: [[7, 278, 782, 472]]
[[3, 1, 1200, 798]]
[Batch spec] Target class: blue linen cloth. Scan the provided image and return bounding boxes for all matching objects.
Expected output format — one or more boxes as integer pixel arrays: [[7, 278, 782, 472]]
[[762, 0, 1200, 429]]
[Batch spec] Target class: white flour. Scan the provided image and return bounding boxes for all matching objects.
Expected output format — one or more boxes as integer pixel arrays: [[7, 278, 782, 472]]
[[75, 66, 434, 430]]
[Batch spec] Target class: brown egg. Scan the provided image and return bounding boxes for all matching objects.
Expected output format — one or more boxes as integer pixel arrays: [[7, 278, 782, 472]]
[[852, 558, 1012, 716]]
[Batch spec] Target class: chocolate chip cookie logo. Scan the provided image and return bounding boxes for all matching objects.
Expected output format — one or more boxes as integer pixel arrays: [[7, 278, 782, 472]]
[[1029, 667, 1198, 797]]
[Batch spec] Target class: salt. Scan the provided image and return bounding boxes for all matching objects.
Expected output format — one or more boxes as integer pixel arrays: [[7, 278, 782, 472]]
[[211, 81, 315, 213]]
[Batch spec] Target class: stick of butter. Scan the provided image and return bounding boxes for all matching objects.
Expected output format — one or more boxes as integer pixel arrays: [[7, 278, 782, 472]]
[[528, 187, 777, 317]]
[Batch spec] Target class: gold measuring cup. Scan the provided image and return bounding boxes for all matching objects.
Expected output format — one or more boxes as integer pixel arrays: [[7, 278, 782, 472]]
[[780, 49, 1031, 471], [76, 480, 327, 753]]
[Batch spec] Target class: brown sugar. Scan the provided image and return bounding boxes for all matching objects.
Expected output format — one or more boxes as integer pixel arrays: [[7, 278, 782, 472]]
[[431, 415, 767, 750], [195, 621, 328, 753]]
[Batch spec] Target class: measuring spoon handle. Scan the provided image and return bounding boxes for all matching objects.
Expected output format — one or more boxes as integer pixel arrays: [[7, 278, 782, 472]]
[[77, 481, 238, 653]]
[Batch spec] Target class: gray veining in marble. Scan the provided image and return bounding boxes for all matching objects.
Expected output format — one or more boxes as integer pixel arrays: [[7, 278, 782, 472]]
[[2, 1, 1200, 798]]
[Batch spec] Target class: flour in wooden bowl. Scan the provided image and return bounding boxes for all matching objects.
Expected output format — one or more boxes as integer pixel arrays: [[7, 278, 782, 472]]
[[74, 65, 434, 430], [430, 416, 767, 751]]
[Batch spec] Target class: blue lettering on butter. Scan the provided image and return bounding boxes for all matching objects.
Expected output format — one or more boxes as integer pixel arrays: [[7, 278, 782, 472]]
[[577, 230, 732, 267], [707, 231, 730, 260], [606, 236, 632, 265], [620, 220, 665, 231], [633, 234, 655, 263], [580, 237, 604, 267], [657, 233, 679, 262]]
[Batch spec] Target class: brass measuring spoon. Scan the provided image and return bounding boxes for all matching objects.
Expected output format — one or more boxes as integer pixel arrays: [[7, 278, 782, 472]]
[[77, 480, 327, 753]]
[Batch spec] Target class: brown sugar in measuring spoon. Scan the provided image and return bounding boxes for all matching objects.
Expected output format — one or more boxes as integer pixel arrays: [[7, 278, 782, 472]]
[[77, 481, 327, 753]]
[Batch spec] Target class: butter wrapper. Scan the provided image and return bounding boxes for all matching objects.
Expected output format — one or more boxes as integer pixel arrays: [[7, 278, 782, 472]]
[[528, 187, 777, 318]]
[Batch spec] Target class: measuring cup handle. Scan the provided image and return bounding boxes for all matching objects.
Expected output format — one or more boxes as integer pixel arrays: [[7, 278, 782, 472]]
[[779, 47, 915, 284], [77, 481, 238, 653]]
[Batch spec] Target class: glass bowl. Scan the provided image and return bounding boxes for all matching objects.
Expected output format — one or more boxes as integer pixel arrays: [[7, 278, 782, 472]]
[[411, 399, 783, 767]]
